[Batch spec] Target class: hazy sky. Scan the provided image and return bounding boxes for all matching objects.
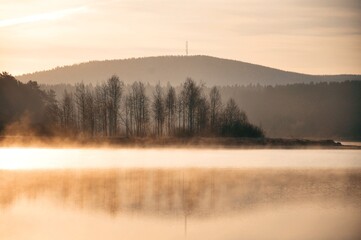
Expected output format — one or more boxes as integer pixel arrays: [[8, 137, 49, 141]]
[[1, 0, 360, 75]]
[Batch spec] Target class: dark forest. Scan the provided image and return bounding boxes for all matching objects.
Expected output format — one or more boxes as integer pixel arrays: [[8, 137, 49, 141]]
[[2, 72, 361, 140], [0, 72, 263, 139]]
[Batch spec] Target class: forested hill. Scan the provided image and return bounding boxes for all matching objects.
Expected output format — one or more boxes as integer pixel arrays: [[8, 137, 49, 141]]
[[17, 55, 361, 85]]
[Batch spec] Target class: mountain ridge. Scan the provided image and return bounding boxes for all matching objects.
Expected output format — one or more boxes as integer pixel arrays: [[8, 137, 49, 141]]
[[16, 55, 361, 85]]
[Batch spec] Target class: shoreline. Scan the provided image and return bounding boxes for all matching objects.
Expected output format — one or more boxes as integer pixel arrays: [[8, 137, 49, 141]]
[[1, 136, 360, 149]]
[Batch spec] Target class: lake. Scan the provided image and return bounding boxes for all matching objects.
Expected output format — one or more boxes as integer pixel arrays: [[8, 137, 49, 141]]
[[1, 148, 361, 240]]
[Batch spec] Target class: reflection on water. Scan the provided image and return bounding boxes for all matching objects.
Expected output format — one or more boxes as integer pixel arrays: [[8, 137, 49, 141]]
[[1, 168, 361, 239]]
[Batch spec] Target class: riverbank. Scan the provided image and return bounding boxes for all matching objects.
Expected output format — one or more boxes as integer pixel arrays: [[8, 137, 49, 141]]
[[0, 136, 360, 149]]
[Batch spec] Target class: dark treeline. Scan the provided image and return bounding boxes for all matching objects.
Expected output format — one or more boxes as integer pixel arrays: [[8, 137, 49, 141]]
[[0, 72, 263, 139], [219, 81, 361, 139], [0, 72, 58, 135], [43, 80, 361, 139], [4, 70, 360, 140]]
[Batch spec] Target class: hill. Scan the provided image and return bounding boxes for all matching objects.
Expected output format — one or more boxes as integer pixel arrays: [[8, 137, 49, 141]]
[[16, 55, 361, 85]]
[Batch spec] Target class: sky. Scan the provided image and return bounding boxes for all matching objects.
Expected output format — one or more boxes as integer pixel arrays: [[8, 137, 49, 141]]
[[0, 0, 360, 75]]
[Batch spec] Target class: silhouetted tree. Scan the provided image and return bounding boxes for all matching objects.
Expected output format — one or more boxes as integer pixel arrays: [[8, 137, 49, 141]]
[[125, 94, 133, 137], [177, 89, 186, 133], [126, 82, 149, 137], [84, 89, 95, 136], [152, 84, 165, 136], [220, 98, 263, 138], [1, 72, 267, 139], [196, 96, 210, 133], [209, 86, 222, 133], [165, 86, 177, 135], [106, 75, 124, 136], [181, 78, 201, 135], [75, 82, 86, 133], [43, 89, 60, 131], [60, 90, 76, 134], [223, 98, 247, 125], [94, 83, 109, 136]]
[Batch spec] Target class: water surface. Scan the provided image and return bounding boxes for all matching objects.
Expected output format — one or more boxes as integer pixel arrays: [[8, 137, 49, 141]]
[[1, 148, 361, 240]]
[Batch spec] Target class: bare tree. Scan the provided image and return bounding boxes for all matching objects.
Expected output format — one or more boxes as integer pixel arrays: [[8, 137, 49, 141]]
[[196, 96, 210, 134], [94, 84, 107, 136], [43, 89, 60, 130], [84, 89, 95, 136], [60, 90, 76, 134], [52, 78, 263, 139], [165, 86, 177, 135], [106, 75, 124, 136], [177, 89, 186, 133], [209, 86, 222, 133], [181, 78, 201, 134], [126, 82, 149, 137], [75, 82, 86, 132], [152, 84, 165, 136], [125, 94, 133, 137]]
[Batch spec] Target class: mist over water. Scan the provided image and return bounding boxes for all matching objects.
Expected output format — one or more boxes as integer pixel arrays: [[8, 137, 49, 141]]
[[1, 148, 361, 170], [1, 149, 361, 240]]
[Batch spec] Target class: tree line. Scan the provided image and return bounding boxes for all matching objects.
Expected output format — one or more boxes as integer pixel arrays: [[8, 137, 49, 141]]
[[217, 81, 361, 139], [56, 76, 264, 138], [0, 72, 263, 138]]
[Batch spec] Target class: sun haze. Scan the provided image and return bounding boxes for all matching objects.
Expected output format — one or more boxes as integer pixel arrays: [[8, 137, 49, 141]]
[[1, 0, 360, 75]]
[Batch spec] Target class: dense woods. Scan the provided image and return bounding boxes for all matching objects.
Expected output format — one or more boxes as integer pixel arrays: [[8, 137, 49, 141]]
[[42, 80, 361, 139], [0, 72, 264, 139], [2, 71, 361, 140], [0, 72, 59, 135], [219, 81, 361, 139]]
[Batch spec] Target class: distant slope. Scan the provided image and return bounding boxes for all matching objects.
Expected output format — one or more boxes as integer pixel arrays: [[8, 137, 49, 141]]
[[16, 55, 361, 85]]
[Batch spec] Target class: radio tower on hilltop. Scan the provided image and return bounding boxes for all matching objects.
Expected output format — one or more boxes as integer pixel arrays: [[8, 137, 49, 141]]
[[186, 41, 188, 56]]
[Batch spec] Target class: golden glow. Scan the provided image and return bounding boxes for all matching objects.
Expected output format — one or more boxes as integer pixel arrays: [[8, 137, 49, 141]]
[[0, 0, 360, 75], [0, 7, 87, 28], [0, 148, 360, 170], [1, 168, 361, 239], [0, 148, 63, 170]]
